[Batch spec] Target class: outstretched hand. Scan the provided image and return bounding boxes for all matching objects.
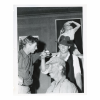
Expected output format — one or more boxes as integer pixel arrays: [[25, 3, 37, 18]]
[[40, 50, 50, 59]]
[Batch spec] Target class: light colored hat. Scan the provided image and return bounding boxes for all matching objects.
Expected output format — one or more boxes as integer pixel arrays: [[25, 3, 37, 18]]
[[46, 57, 65, 67]]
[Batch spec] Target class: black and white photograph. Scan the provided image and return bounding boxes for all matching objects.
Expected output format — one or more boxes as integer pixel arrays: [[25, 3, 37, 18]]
[[17, 7, 84, 94]]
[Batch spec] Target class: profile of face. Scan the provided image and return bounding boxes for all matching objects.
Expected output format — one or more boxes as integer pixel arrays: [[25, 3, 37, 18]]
[[49, 63, 61, 79], [27, 42, 37, 53], [58, 44, 69, 54]]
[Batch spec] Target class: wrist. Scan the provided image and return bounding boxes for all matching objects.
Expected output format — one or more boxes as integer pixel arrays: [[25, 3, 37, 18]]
[[41, 57, 45, 59]]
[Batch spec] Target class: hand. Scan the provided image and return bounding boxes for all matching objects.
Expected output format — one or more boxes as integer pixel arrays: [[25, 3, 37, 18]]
[[18, 76, 23, 85], [40, 50, 48, 59]]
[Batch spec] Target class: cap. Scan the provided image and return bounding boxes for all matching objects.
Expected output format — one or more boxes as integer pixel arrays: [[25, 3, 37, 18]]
[[46, 56, 65, 67]]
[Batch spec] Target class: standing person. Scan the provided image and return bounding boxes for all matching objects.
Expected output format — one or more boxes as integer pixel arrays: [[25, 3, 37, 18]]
[[40, 56, 78, 93], [40, 36, 82, 92], [18, 35, 38, 94], [58, 20, 82, 58]]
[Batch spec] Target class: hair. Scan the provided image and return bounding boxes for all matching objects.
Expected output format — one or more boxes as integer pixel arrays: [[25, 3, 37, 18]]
[[19, 35, 38, 50]]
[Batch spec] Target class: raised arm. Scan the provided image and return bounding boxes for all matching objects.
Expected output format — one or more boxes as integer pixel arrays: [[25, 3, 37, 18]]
[[40, 51, 50, 74], [65, 21, 81, 32], [40, 51, 47, 72], [71, 21, 81, 32]]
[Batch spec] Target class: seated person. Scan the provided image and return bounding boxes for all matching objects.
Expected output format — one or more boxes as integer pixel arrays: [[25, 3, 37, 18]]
[[40, 56, 78, 93]]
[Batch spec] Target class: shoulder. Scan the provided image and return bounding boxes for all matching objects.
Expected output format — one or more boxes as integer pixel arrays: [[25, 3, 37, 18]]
[[62, 79, 74, 87], [61, 79, 78, 93]]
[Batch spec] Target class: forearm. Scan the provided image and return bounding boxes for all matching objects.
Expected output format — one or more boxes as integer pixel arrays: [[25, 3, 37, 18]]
[[18, 76, 23, 85], [41, 58, 46, 72], [72, 21, 80, 28], [75, 73, 82, 90]]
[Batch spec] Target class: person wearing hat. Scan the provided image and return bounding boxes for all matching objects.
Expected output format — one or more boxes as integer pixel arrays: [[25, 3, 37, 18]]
[[40, 56, 78, 93], [58, 20, 82, 58], [40, 36, 82, 92]]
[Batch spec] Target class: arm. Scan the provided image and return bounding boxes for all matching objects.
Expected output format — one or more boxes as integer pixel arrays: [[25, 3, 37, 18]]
[[73, 44, 83, 61], [73, 55, 82, 90], [66, 21, 81, 33], [75, 73, 82, 91], [41, 58, 46, 72], [40, 51, 50, 74], [18, 54, 31, 80], [58, 35, 62, 42], [71, 21, 81, 33], [58, 28, 65, 42], [18, 76, 23, 85]]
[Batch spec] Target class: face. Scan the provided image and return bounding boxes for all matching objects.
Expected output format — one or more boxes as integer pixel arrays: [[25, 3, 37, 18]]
[[28, 42, 37, 53], [58, 44, 69, 54], [49, 63, 59, 79]]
